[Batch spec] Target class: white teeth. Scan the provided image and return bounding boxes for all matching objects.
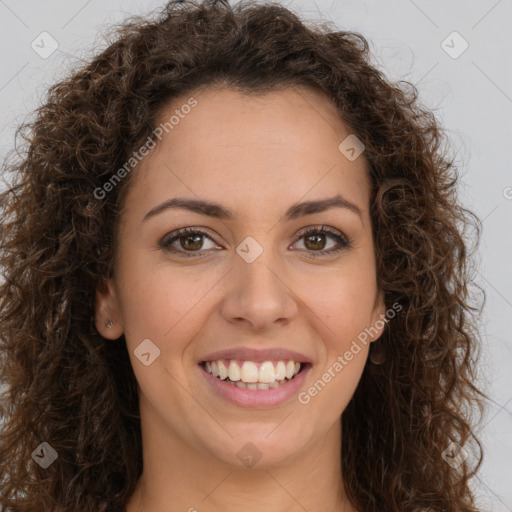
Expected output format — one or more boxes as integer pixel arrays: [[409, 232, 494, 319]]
[[233, 381, 275, 390], [218, 360, 228, 380], [203, 358, 304, 385], [275, 361, 286, 380], [285, 361, 295, 379], [228, 360, 241, 381], [241, 361, 259, 383], [258, 361, 276, 383]]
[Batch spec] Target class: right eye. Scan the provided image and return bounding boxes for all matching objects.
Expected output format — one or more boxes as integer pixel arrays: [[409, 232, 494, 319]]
[[160, 227, 222, 258]]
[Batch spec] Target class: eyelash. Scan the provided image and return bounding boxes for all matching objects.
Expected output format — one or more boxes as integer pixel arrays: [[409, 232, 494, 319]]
[[159, 225, 351, 259]]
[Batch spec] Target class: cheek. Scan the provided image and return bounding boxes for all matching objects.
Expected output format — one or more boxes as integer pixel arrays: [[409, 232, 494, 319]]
[[115, 264, 213, 402], [299, 278, 373, 417], [116, 254, 221, 347], [116, 238, 378, 355], [305, 264, 378, 339], [297, 335, 369, 426]]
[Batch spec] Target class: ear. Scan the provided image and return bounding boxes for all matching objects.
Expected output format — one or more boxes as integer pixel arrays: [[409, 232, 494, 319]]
[[369, 288, 387, 343], [94, 277, 124, 339]]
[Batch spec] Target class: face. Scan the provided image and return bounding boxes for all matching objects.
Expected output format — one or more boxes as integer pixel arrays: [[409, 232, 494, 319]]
[[95, 85, 385, 469]]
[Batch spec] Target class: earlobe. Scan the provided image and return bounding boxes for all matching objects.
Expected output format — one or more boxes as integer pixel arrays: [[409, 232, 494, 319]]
[[94, 277, 123, 339]]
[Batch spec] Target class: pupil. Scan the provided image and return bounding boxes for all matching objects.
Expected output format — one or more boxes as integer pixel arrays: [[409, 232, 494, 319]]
[[182, 234, 202, 251], [306, 234, 325, 250], [179, 233, 327, 251]]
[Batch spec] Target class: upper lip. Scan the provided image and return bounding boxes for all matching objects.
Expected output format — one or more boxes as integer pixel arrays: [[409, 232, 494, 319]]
[[199, 347, 312, 364]]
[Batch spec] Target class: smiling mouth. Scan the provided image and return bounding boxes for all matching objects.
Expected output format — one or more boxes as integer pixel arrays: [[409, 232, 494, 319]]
[[199, 359, 310, 390]]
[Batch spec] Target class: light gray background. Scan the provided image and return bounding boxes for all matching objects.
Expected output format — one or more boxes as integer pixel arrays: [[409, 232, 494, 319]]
[[0, 0, 510, 509]]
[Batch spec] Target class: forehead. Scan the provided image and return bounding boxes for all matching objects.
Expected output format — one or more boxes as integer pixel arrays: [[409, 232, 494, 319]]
[[122, 85, 371, 223], [154, 85, 351, 156]]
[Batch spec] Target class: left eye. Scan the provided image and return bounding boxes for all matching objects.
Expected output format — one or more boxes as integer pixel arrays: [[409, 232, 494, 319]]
[[160, 225, 350, 258], [291, 225, 351, 258]]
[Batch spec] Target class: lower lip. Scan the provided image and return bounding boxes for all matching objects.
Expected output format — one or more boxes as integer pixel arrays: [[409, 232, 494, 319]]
[[199, 364, 312, 408]]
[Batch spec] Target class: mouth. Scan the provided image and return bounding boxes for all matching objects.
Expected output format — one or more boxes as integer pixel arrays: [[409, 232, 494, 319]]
[[199, 359, 312, 390]]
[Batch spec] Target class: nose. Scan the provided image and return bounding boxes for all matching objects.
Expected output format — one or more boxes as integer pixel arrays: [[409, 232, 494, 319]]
[[219, 251, 299, 331]]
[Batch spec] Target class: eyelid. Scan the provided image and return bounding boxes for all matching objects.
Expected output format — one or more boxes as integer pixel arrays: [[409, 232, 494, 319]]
[[294, 224, 347, 241], [160, 224, 350, 258], [290, 224, 351, 256], [159, 226, 221, 253]]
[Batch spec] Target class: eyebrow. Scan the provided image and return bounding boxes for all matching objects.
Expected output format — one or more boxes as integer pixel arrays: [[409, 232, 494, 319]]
[[142, 194, 363, 223]]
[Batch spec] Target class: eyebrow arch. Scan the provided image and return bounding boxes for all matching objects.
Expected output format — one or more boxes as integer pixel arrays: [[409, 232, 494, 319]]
[[142, 194, 363, 223]]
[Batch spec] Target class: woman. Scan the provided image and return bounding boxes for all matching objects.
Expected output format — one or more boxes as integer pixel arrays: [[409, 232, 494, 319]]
[[0, 1, 486, 511]]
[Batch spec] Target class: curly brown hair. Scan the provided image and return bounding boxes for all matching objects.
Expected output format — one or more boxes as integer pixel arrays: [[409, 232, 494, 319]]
[[0, 1, 487, 511]]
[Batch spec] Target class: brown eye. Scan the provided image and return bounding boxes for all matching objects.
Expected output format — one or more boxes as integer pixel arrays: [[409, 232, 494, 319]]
[[160, 227, 220, 257], [303, 232, 327, 251], [160, 225, 351, 259], [179, 233, 204, 251], [292, 225, 351, 258]]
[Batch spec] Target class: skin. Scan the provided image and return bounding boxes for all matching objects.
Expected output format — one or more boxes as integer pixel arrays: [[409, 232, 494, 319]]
[[95, 85, 386, 512]]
